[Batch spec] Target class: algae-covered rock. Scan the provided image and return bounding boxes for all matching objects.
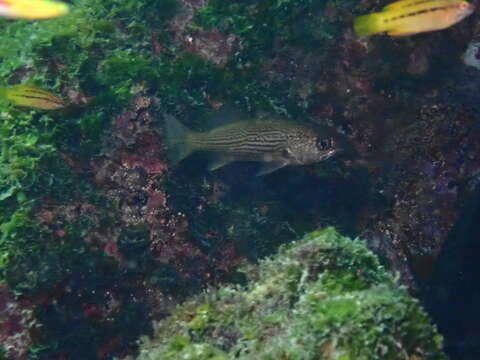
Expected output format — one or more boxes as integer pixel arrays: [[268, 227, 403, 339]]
[[131, 227, 446, 360]]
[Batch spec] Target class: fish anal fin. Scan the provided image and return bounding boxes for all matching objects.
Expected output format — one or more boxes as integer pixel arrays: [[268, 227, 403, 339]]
[[208, 153, 235, 171], [256, 161, 287, 176]]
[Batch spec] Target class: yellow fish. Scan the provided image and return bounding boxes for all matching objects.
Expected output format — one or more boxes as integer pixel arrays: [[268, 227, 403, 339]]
[[354, 0, 475, 37], [1, 85, 66, 110], [0, 0, 69, 20]]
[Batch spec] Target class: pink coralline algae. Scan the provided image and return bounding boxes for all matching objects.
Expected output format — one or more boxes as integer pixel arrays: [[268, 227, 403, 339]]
[[169, 0, 240, 67], [0, 285, 34, 359], [94, 94, 244, 290], [184, 29, 240, 68]]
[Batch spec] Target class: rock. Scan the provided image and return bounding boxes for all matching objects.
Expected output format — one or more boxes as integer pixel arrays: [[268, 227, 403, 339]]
[[130, 228, 446, 360]]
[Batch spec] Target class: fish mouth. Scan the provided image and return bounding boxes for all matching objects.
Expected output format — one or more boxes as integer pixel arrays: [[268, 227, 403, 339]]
[[328, 148, 341, 157], [467, 4, 475, 17], [318, 148, 340, 161], [458, 3, 475, 20]]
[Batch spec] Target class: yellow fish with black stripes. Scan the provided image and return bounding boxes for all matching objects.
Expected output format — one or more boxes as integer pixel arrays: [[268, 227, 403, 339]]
[[354, 0, 475, 37], [0, 85, 66, 110]]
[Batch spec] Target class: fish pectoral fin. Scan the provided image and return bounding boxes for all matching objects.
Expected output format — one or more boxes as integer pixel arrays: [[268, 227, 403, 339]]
[[208, 154, 235, 171], [256, 161, 288, 176]]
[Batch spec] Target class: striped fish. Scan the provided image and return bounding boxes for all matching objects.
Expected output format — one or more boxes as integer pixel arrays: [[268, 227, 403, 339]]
[[354, 0, 475, 37], [164, 115, 339, 176], [2, 85, 66, 110]]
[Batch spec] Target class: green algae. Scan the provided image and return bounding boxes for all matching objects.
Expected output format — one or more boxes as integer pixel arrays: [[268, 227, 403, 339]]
[[197, 0, 347, 52], [0, 1, 181, 357], [132, 228, 446, 360]]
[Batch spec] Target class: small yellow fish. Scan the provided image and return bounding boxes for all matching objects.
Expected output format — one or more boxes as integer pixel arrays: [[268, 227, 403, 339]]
[[0, 0, 69, 20], [1, 85, 66, 110], [354, 0, 475, 37]]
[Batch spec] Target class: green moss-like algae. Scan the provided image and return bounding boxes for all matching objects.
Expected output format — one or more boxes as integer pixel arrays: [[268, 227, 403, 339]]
[[132, 228, 446, 360], [0, 0, 182, 357]]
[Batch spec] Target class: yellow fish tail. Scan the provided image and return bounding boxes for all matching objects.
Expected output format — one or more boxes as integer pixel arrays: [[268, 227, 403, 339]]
[[354, 12, 386, 36]]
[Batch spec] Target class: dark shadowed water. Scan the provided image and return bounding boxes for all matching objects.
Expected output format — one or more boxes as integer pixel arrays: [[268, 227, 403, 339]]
[[425, 186, 480, 360]]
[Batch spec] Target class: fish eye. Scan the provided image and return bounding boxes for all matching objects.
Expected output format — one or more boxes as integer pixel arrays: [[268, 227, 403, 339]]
[[316, 138, 333, 151]]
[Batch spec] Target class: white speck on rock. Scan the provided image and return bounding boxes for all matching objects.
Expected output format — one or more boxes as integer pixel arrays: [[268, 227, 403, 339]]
[[462, 41, 480, 70]]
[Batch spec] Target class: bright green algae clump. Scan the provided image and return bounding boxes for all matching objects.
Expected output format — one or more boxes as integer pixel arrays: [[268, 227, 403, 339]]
[[131, 227, 446, 360]]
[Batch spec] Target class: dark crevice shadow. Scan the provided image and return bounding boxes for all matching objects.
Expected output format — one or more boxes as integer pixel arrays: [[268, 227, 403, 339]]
[[423, 186, 480, 360]]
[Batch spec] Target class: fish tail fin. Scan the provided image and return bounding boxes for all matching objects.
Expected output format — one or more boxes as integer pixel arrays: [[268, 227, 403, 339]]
[[164, 114, 195, 164], [354, 12, 385, 37]]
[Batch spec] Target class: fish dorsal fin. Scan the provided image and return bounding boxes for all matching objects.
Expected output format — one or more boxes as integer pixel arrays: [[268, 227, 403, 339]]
[[256, 161, 288, 176], [207, 153, 235, 171], [383, 0, 420, 11]]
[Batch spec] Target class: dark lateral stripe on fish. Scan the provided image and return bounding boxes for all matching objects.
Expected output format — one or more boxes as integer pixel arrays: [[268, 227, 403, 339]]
[[18, 87, 59, 96], [198, 140, 283, 151], [11, 90, 63, 100], [25, 92, 63, 103], [388, 0, 452, 8], [236, 141, 283, 149], [200, 135, 286, 146], [231, 145, 277, 154], [9, 86, 64, 103], [208, 134, 286, 144], [384, 4, 459, 22], [223, 129, 288, 139], [194, 137, 285, 152], [10, 93, 64, 105], [194, 135, 253, 145], [196, 133, 287, 146], [21, 87, 54, 94]]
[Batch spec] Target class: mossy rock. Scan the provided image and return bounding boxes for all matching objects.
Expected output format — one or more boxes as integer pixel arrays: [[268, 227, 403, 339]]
[[131, 227, 446, 360]]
